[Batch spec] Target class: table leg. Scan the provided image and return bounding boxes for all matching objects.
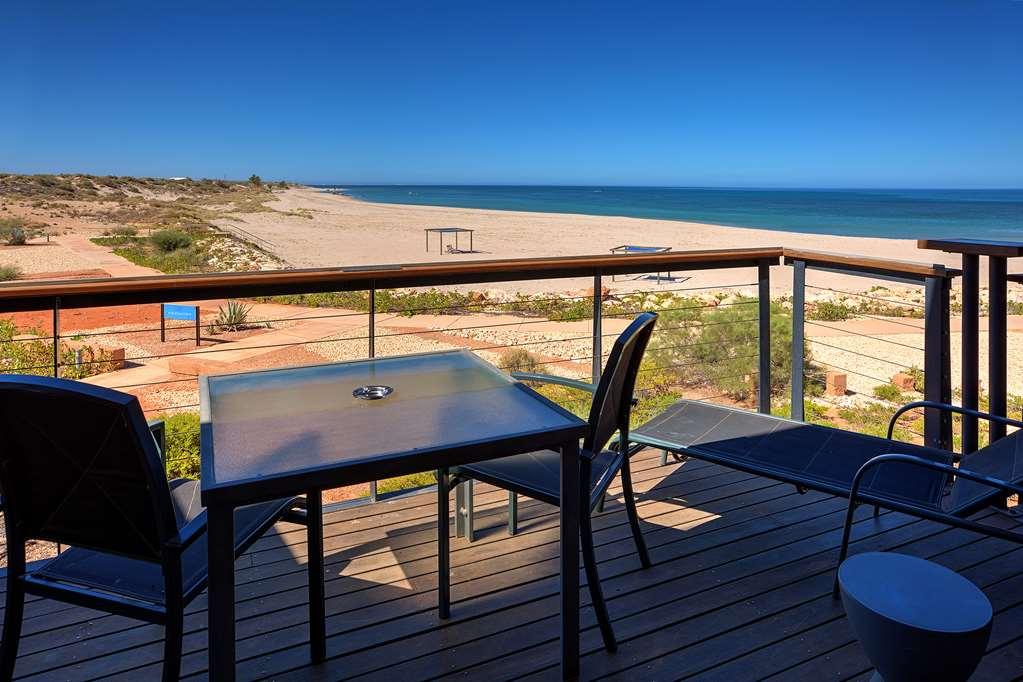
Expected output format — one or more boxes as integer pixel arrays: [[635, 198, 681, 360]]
[[438, 468, 451, 619], [962, 254, 980, 454], [989, 256, 1007, 441], [307, 490, 326, 662], [560, 439, 580, 679], [207, 503, 236, 682]]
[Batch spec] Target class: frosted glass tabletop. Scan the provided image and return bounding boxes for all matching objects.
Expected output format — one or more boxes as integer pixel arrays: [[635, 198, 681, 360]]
[[199, 350, 586, 503]]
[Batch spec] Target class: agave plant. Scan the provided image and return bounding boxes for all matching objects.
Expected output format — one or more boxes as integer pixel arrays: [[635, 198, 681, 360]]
[[214, 300, 252, 332]]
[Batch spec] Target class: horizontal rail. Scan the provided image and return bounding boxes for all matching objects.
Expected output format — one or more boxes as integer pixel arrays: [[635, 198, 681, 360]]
[[0, 248, 783, 312], [783, 248, 960, 281]]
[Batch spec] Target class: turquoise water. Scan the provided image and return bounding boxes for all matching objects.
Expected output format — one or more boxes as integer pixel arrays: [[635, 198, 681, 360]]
[[321, 185, 1023, 240]]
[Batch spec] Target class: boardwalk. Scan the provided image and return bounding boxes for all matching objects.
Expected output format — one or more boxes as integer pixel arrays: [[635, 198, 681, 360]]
[[4, 448, 1022, 680]]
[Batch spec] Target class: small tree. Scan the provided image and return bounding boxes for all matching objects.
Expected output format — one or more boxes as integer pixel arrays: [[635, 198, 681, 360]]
[[248, 174, 262, 188]]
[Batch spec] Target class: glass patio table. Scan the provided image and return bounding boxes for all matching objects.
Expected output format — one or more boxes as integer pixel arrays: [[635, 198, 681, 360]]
[[199, 349, 589, 680]]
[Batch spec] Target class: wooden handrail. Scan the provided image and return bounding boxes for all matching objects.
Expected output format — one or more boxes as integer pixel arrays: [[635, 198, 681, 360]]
[[782, 248, 960, 280], [0, 245, 962, 312], [0, 248, 783, 312]]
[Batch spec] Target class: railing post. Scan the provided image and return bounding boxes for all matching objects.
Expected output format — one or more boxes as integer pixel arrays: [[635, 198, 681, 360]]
[[924, 275, 953, 450], [369, 283, 377, 502], [989, 257, 1008, 441], [369, 284, 376, 359], [592, 273, 602, 384], [52, 296, 60, 378], [961, 254, 980, 454], [757, 259, 771, 414], [790, 261, 805, 421]]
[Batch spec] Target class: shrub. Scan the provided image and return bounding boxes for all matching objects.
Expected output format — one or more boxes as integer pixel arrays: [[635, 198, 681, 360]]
[[249, 174, 262, 188], [653, 296, 798, 402], [906, 365, 925, 393], [499, 348, 542, 374], [0, 265, 21, 281], [151, 229, 193, 252], [807, 300, 855, 321], [108, 226, 138, 237], [872, 382, 906, 403], [159, 412, 201, 478], [0, 218, 29, 245], [214, 300, 252, 331]]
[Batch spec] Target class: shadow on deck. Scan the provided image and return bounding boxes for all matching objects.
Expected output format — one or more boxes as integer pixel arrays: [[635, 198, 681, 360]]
[[4, 447, 1023, 680]]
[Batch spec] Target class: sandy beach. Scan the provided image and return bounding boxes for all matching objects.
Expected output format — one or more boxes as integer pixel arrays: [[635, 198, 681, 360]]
[[218, 187, 971, 295]]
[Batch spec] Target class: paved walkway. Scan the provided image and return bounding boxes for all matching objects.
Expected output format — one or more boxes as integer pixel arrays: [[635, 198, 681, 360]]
[[59, 234, 162, 277]]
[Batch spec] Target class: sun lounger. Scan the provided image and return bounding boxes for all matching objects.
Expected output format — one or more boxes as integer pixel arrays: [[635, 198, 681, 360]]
[[629, 399, 1023, 568]]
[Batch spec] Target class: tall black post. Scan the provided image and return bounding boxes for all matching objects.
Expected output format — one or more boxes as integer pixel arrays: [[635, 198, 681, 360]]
[[961, 254, 980, 453], [52, 297, 60, 378], [989, 256, 1008, 441], [790, 261, 806, 421], [924, 276, 953, 451], [757, 260, 771, 414], [592, 274, 603, 384]]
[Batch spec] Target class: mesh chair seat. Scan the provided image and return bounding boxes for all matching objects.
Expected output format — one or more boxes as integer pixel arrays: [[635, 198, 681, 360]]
[[35, 479, 297, 604], [454, 448, 623, 508]]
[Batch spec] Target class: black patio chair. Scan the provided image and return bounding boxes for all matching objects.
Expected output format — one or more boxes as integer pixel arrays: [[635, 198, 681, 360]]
[[437, 312, 658, 652], [0, 375, 318, 681]]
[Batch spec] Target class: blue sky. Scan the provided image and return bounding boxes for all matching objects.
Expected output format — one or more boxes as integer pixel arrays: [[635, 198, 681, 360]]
[[3, 1, 1021, 187]]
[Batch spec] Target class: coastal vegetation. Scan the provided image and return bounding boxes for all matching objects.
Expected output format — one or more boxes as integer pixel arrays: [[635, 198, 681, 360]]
[[0, 318, 121, 380], [3, 172, 285, 273]]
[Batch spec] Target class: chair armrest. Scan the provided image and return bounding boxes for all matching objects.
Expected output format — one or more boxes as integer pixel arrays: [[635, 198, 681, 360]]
[[511, 372, 596, 393], [850, 453, 1023, 508], [511, 371, 639, 406], [164, 513, 207, 553], [147, 418, 167, 466], [886, 400, 1023, 441]]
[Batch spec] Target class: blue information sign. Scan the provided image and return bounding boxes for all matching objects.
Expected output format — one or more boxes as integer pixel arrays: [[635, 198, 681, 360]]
[[163, 304, 198, 321], [161, 304, 201, 345]]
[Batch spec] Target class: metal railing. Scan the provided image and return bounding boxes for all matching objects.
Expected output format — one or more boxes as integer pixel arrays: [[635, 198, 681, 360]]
[[0, 247, 963, 505]]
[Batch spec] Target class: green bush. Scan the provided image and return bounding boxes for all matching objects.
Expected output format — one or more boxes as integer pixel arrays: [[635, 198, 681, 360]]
[[499, 348, 542, 374], [807, 301, 855, 321], [113, 243, 207, 273], [0, 318, 118, 379], [151, 229, 193, 252], [159, 412, 201, 479], [0, 218, 29, 245], [0, 265, 21, 281], [872, 383, 906, 403], [651, 297, 798, 402], [108, 226, 138, 237]]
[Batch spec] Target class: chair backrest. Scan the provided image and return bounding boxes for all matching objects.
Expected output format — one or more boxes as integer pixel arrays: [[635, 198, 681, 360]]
[[0, 375, 177, 562], [585, 312, 658, 454], [946, 428, 1023, 515]]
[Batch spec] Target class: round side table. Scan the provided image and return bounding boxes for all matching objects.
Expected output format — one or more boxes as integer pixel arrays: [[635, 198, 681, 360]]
[[839, 552, 992, 682]]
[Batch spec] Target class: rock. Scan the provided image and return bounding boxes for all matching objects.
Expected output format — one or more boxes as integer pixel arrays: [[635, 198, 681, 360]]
[[826, 371, 847, 396], [892, 372, 916, 391]]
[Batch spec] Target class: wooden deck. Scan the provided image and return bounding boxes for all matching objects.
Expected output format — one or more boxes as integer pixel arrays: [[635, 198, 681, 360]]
[[4, 447, 1023, 681]]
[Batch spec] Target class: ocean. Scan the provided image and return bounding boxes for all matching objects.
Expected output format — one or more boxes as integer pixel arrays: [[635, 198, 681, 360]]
[[321, 185, 1023, 241]]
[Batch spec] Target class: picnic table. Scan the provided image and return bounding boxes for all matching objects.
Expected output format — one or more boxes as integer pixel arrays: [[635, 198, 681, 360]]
[[609, 244, 673, 282]]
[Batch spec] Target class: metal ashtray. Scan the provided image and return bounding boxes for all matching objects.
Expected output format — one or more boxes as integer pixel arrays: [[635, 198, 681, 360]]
[[353, 385, 394, 400]]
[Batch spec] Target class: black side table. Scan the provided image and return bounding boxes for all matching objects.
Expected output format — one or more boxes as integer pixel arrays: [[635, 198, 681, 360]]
[[839, 551, 992, 682]]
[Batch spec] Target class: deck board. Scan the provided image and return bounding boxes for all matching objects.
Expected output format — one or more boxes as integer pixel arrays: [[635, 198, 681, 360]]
[[2, 448, 1021, 681]]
